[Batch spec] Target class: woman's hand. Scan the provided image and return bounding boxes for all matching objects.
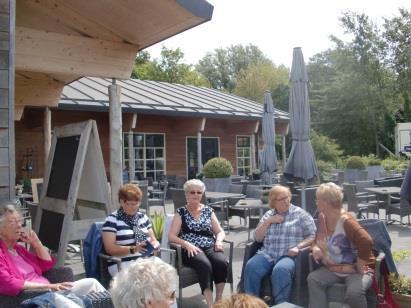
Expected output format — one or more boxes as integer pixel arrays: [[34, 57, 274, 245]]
[[214, 240, 224, 252], [287, 246, 299, 257], [268, 214, 284, 224], [311, 245, 323, 264], [20, 229, 41, 248], [49, 282, 73, 291], [184, 242, 202, 257], [152, 240, 160, 251], [356, 258, 373, 275]]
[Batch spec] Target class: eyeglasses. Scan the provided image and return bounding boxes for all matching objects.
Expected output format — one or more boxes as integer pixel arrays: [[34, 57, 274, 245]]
[[274, 196, 289, 202], [189, 191, 203, 195], [123, 200, 140, 206], [7, 218, 23, 226], [167, 290, 176, 304]]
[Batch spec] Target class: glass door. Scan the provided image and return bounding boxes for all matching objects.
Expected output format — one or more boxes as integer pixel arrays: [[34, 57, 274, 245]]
[[187, 137, 219, 179]]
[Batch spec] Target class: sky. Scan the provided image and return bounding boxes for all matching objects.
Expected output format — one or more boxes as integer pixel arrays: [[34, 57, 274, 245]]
[[145, 0, 410, 67]]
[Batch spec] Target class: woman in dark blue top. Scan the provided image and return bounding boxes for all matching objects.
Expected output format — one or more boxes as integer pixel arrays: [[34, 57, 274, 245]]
[[169, 179, 227, 308]]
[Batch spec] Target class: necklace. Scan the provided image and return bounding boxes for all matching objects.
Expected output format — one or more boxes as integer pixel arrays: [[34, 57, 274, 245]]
[[8, 247, 17, 256]]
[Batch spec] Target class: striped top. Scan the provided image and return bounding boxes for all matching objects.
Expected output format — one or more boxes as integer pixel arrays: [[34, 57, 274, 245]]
[[102, 210, 152, 266]]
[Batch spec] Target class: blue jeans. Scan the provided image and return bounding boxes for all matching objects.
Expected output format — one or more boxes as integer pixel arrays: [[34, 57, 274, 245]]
[[244, 253, 295, 304]]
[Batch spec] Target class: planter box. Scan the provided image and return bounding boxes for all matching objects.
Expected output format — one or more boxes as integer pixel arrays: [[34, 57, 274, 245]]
[[203, 177, 230, 192], [344, 169, 368, 183], [393, 293, 411, 308], [366, 165, 385, 180]]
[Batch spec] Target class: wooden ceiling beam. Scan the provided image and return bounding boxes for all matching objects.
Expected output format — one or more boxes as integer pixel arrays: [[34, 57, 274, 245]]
[[16, 27, 139, 79]]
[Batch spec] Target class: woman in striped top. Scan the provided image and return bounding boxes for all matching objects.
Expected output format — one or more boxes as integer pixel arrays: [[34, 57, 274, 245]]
[[102, 183, 160, 276]]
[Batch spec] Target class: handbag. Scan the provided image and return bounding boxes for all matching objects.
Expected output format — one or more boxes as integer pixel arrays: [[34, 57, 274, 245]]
[[371, 259, 399, 308]]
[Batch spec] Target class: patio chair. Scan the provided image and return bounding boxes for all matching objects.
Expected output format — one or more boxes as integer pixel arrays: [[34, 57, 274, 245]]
[[237, 241, 311, 307], [308, 219, 387, 307], [0, 267, 74, 307], [148, 181, 168, 215], [228, 184, 247, 224], [162, 215, 234, 308], [343, 183, 379, 219], [386, 196, 411, 225], [354, 180, 385, 205]]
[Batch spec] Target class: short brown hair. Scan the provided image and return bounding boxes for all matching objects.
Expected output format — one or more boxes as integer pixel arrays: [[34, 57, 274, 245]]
[[118, 183, 142, 202], [213, 293, 268, 308]]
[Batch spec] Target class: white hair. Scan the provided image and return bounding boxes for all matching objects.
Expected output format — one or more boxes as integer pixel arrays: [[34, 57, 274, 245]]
[[110, 257, 177, 308], [0, 204, 19, 226], [183, 179, 205, 194]]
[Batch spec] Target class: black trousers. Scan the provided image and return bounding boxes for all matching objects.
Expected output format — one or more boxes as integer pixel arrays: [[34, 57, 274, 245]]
[[182, 246, 228, 293]]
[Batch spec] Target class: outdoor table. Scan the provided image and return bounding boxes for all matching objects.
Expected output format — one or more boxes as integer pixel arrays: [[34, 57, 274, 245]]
[[234, 198, 269, 240], [205, 191, 245, 202], [363, 186, 401, 222]]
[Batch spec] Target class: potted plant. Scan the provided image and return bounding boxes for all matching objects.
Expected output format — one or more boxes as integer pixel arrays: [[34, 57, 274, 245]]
[[390, 250, 411, 307], [150, 212, 165, 241], [251, 169, 261, 180], [344, 156, 367, 183], [202, 157, 233, 192], [366, 154, 384, 180]]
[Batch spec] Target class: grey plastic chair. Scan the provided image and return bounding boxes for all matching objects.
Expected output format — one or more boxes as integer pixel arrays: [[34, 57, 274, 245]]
[[343, 183, 379, 218]]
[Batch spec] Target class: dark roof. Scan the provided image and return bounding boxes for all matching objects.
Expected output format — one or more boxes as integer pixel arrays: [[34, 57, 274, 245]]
[[59, 77, 289, 121]]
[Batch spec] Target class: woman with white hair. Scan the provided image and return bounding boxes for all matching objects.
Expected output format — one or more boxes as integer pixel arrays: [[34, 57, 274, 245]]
[[110, 257, 177, 308], [0, 204, 105, 297], [168, 179, 228, 308]]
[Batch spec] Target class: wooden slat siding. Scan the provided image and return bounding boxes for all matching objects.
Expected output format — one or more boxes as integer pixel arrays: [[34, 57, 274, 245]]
[[15, 109, 270, 181], [0, 0, 13, 203]]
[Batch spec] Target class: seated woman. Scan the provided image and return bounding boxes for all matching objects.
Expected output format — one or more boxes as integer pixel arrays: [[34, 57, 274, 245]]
[[102, 183, 160, 276], [244, 185, 316, 304], [0, 204, 105, 297], [168, 179, 228, 308], [308, 182, 375, 308]]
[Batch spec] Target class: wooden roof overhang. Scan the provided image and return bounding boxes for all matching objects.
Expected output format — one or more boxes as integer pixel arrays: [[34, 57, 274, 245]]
[[15, 0, 213, 120]]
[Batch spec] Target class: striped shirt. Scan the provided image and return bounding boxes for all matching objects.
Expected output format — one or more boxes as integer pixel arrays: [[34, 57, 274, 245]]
[[102, 210, 152, 265], [256, 204, 316, 263]]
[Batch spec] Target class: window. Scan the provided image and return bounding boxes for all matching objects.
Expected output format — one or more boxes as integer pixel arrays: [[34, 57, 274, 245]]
[[236, 136, 251, 176], [123, 133, 165, 181]]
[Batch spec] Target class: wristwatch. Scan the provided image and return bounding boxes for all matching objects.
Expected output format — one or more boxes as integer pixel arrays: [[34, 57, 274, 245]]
[[129, 246, 135, 254]]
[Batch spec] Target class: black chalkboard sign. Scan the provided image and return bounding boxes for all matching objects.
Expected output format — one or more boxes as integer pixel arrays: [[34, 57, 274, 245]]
[[46, 135, 80, 200], [38, 209, 64, 252]]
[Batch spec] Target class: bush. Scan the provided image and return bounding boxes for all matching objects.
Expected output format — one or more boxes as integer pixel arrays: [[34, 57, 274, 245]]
[[202, 157, 233, 178], [316, 160, 334, 179], [365, 154, 382, 166], [390, 249, 411, 295], [345, 156, 366, 170], [310, 130, 343, 164], [382, 158, 409, 173]]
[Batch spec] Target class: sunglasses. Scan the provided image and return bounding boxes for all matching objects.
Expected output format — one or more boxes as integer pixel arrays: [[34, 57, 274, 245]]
[[189, 191, 203, 195]]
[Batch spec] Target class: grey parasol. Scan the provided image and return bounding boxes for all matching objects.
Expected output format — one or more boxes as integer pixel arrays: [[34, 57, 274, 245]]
[[259, 91, 278, 185], [284, 47, 319, 208]]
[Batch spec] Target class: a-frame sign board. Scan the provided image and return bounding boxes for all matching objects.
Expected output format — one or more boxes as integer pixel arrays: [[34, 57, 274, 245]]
[[34, 120, 112, 266]]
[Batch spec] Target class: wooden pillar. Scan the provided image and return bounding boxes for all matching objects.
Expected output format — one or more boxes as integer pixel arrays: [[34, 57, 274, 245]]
[[108, 78, 122, 208], [0, 0, 15, 203], [128, 113, 137, 182], [197, 118, 206, 175], [43, 107, 51, 169], [282, 135, 286, 170], [251, 121, 259, 171]]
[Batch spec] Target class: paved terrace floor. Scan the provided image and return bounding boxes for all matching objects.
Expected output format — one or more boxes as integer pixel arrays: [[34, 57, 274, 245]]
[[65, 201, 411, 308]]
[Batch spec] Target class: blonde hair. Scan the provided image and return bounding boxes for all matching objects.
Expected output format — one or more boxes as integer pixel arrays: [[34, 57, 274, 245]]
[[110, 257, 177, 308], [316, 182, 343, 209], [268, 185, 291, 209], [213, 293, 268, 308]]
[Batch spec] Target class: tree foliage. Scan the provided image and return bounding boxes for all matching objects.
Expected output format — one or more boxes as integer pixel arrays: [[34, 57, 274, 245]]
[[131, 47, 209, 87], [233, 62, 289, 105], [196, 44, 271, 92]]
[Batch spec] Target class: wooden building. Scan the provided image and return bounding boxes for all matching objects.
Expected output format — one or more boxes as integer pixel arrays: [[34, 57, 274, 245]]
[[15, 77, 289, 182], [0, 0, 214, 202]]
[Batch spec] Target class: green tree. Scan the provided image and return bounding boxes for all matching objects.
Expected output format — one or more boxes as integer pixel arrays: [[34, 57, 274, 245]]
[[196, 44, 271, 92], [233, 62, 289, 104], [310, 130, 343, 164], [131, 47, 209, 86]]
